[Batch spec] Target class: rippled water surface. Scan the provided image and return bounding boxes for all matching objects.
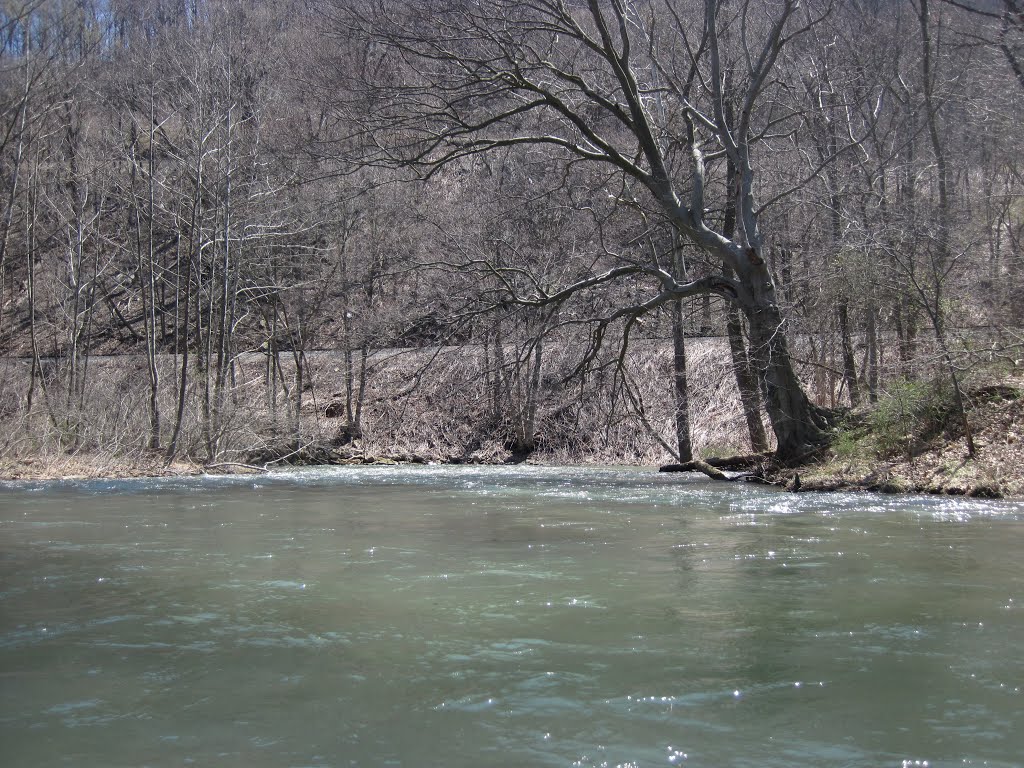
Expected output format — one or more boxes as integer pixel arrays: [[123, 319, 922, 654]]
[[1, 465, 1022, 767]]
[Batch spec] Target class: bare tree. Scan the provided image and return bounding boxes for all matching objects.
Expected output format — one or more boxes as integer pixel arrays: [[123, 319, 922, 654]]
[[331, 0, 840, 462], [942, 0, 1024, 90]]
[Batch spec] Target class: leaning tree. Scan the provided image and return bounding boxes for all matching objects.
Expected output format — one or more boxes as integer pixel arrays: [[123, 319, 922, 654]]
[[329, 0, 839, 463]]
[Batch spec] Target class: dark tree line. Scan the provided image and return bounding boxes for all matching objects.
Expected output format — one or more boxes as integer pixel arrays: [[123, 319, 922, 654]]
[[0, 0, 1021, 466]]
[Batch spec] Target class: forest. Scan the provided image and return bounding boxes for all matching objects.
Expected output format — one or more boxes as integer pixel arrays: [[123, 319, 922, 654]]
[[0, 0, 1022, 481]]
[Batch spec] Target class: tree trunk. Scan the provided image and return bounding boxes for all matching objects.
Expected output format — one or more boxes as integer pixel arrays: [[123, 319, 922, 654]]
[[726, 305, 770, 454], [670, 241, 693, 462], [166, 141, 205, 463], [672, 297, 693, 463], [265, 315, 278, 432], [522, 335, 543, 452], [838, 301, 860, 407], [354, 344, 369, 430], [133, 88, 162, 451], [721, 159, 769, 455], [866, 304, 879, 403], [741, 269, 828, 463]]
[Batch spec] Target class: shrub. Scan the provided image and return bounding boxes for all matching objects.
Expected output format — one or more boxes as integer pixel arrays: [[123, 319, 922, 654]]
[[869, 378, 957, 459]]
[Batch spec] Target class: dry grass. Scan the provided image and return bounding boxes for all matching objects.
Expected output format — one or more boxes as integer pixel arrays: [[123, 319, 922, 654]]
[[0, 340, 757, 479], [0, 453, 202, 481]]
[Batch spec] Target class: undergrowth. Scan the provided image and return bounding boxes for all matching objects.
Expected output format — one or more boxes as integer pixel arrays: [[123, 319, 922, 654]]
[[867, 377, 959, 459], [831, 369, 1022, 464]]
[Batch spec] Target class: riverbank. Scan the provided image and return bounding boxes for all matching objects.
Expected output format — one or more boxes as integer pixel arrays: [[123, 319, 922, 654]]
[[0, 454, 207, 482], [5, 437, 1023, 502], [0, 444, 585, 482], [4, 375, 1023, 500]]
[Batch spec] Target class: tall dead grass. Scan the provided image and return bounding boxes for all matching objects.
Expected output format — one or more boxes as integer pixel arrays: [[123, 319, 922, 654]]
[[0, 340, 758, 471], [2, 329, 963, 474]]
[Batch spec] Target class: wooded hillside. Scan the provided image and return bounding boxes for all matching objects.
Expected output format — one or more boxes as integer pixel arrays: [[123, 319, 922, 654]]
[[1, 0, 1021, 469]]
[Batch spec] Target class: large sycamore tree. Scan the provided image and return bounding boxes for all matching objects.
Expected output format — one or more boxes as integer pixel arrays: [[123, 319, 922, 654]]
[[332, 0, 837, 463]]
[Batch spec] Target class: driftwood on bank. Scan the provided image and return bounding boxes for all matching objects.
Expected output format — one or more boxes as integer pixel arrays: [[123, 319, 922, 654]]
[[659, 453, 768, 473], [204, 462, 270, 474], [659, 452, 776, 483]]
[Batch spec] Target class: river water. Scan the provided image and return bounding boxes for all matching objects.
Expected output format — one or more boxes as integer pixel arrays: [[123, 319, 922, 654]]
[[1, 466, 1021, 767]]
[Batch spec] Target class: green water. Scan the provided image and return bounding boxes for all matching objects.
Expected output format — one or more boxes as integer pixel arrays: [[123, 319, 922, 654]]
[[1, 466, 1022, 767]]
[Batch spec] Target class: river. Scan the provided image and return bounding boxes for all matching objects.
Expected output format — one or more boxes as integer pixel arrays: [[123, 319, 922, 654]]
[[1, 465, 1021, 767]]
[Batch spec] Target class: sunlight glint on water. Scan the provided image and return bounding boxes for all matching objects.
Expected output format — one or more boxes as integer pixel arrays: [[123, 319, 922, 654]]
[[1, 465, 1022, 767]]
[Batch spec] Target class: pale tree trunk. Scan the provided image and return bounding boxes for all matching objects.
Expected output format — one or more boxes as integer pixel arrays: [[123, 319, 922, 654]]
[[671, 297, 693, 462], [292, 347, 304, 441], [822, 86, 861, 407], [212, 77, 236, 459], [281, 277, 307, 442], [264, 306, 279, 433], [491, 326, 506, 423], [838, 302, 860, 407], [64, 126, 84, 424], [0, 47, 31, 343], [866, 303, 879, 403], [202, 247, 215, 460], [166, 224, 193, 463], [670, 244, 693, 462], [25, 155, 49, 425], [918, 0, 975, 457], [166, 126, 208, 462], [131, 80, 162, 451], [340, 250, 360, 436], [354, 346, 368, 430], [517, 335, 543, 453]]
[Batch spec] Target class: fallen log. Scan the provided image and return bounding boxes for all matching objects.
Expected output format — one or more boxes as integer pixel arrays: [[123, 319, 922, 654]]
[[205, 462, 270, 474], [658, 458, 746, 482], [659, 452, 768, 473]]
